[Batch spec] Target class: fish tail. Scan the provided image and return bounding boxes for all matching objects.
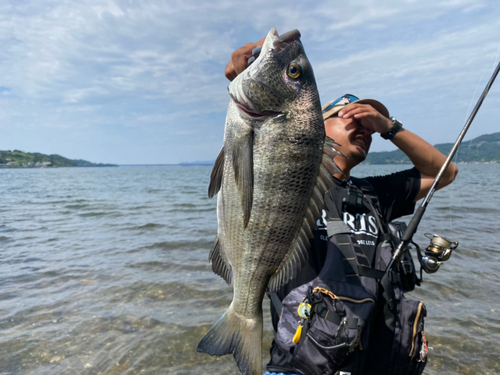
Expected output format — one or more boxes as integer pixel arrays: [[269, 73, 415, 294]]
[[197, 303, 263, 375]]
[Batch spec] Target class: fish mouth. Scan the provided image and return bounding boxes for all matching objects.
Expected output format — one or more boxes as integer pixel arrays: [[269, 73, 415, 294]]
[[235, 103, 281, 118], [229, 88, 282, 119], [269, 28, 301, 52]]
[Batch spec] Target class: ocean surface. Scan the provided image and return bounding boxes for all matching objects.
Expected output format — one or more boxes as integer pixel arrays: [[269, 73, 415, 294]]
[[0, 164, 499, 375]]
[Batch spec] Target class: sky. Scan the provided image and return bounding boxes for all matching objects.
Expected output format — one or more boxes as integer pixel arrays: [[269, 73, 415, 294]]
[[1, 0, 499, 164]]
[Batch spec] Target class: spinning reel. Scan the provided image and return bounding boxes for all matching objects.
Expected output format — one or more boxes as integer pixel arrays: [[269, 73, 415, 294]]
[[417, 233, 459, 274]]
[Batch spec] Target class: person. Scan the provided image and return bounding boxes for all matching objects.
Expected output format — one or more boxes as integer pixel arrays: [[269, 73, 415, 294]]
[[225, 39, 458, 375]]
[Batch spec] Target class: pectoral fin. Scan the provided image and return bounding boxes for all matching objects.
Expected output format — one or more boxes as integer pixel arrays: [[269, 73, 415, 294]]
[[208, 147, 224, 198], [232, 131, 254, 228]]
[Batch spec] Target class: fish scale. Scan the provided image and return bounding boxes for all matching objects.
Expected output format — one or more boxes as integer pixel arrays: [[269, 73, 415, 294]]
[[198, 27, 344, 375]]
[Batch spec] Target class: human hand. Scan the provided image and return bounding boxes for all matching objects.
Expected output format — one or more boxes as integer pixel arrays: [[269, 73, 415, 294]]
[[224, 38, 265, 81], [337, 103, 392, 134]]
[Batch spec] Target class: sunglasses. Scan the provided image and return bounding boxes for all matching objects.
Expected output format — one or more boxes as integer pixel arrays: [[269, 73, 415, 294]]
[[322, 94, 359, 114]]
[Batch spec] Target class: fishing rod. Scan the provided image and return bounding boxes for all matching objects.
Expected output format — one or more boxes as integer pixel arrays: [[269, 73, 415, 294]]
[[385, 58, 500, 276]]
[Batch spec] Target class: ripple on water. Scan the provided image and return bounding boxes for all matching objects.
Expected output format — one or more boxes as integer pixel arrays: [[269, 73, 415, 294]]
[[126, 223, 165, 231], [141, 239, 214, 251], [1, 165, 499, 374]]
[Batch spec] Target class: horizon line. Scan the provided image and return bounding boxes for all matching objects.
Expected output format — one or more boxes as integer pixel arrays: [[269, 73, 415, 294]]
[[118, 163, 214, 167]]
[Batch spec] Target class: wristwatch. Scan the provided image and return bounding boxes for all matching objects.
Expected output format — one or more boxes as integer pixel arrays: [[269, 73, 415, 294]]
[[381, 117, 403, 140]]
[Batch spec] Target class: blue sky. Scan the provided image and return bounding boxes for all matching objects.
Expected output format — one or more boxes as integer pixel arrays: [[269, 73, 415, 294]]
[[1, 0, 499, 164]]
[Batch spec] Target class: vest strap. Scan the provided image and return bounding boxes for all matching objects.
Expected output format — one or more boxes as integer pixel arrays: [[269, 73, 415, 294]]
[[357, 266, 384, 279], [269, 292, 283, 317], [380, 272, 396, 312], [336, 233, 360, 276], [327, 219, 351, 236]]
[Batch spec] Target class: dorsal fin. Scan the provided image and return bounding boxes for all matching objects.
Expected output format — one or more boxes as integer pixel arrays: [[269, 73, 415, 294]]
[[322, 154, 344, 177], [323, 136, 345, 177], [324, 136, 343, 154]]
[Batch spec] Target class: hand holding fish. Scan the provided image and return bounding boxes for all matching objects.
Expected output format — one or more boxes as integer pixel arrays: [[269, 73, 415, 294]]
[[338, 102, 393, 134], [224, 38, 265, 81]]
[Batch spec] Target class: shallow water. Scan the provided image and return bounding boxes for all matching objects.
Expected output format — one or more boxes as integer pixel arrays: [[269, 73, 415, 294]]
[[0, 164, 499, 375]]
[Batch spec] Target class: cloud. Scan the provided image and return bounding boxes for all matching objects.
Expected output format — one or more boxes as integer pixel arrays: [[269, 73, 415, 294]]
[[0, 0, 499, 162]]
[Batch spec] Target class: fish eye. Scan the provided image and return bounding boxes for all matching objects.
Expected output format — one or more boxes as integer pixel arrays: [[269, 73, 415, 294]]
[[287, 63, 301, 79]]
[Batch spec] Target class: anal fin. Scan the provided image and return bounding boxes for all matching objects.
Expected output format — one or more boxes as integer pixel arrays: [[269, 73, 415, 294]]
[[209, 237, 232, 285]]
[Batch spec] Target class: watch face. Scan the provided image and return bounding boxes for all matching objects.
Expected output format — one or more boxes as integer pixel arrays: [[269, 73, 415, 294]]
[[381, 118, 403, 140], [391, 117, 402, 127]]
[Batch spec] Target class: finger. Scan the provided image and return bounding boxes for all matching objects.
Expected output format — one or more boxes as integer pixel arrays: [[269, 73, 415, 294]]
[[352, 111, 391, 133], [352, 112, 376, 125], [337, 102, 362, 117], [339, 105, 372, 118], [251, 46, 262, 60], [225, 60, 237, 81], [231, 48, 252, 77], [235, 40, 266, 72]]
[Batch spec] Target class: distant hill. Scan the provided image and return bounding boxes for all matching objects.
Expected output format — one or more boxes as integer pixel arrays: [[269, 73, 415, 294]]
[[0, 150, 117, 168], [365, 132, 500, 164]]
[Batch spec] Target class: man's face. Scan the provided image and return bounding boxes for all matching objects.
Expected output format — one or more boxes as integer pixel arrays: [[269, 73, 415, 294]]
[[324, 115, 373, 165]]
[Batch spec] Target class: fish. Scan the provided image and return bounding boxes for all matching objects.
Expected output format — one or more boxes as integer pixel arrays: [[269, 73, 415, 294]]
[[197, 28, 344, 375]]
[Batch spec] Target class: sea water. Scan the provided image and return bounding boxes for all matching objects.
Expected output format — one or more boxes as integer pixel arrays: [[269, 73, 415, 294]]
[[0, 164, 499, 375]]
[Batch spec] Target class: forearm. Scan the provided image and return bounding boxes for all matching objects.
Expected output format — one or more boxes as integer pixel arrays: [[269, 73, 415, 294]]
[[391, 128, 458, 199]]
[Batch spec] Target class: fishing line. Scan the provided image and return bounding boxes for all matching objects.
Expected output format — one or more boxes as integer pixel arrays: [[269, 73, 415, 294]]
[[446, 63, 484, 239], [463, 68, 486, 163], [464, 44, 500, 164], [449, 43, 500, 238], [384, 51, 500, 277], [449, 54, 486, 239]]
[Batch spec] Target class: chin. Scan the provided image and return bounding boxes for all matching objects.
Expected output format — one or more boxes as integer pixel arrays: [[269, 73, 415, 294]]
[[352, 150, 367, 164]]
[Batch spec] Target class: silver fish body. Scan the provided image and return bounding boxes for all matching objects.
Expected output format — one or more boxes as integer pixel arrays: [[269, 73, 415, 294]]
[[198, 28, 342, 375]]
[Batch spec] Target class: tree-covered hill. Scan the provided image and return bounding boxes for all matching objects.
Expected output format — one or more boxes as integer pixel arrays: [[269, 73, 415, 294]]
[[0, 150, 117, 168], [365, 132, 500, 164]]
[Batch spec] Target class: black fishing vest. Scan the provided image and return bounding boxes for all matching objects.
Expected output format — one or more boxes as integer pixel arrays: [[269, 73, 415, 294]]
[[267, 178, 427, 375]]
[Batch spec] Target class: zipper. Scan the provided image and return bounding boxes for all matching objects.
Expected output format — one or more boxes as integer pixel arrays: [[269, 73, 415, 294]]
[[312, 286, 375, 305], [409, 301, 424, 357]]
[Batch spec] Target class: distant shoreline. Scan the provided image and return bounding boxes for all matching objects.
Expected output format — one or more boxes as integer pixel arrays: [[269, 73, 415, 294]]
[[120, 161, 499, 167], [118, 163, 214, 167], [0, 165, 118, 169], [2, 162, 497, 169], [0, 150, 118, 168]]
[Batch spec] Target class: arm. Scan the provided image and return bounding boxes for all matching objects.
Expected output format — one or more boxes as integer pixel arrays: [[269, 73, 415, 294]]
[[390, 128, 458, 201], [339, 103, 458, 201]]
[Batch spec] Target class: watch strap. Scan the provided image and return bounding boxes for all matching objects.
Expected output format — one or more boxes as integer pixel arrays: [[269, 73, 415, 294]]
[[381, 117, 403, 140]]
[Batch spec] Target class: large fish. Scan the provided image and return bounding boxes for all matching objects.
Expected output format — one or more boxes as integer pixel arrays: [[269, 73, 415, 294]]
[[197, 28, 343, 375]]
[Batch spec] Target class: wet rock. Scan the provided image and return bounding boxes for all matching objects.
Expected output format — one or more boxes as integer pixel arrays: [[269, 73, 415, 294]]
[[49, 355, 64, 363]]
